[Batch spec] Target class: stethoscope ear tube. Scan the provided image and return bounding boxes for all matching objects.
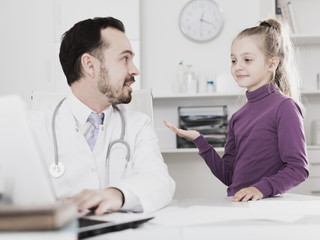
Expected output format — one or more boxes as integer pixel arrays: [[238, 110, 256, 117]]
[[50, 98, 67, 178], [106, 139, 131, 163], [105, 105, 131, 185]]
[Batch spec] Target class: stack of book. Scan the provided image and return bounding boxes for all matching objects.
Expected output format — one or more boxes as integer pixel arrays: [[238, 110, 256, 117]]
[[0, 201, 77, 231], [177, 106, 228, 148]]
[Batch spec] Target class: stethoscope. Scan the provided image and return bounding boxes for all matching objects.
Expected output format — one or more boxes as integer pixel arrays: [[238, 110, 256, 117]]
[[49, 98, 131, 182]]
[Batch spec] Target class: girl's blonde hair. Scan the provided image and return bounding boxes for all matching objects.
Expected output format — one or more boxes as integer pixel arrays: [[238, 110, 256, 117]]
[[234, 18, 302, 108]]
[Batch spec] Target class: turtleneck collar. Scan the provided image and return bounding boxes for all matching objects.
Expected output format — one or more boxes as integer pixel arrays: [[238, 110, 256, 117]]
[[246, 82, 277, 103]]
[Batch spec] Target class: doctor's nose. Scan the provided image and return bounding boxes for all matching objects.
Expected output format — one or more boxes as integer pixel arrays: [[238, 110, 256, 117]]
[[129, 62, 139, 76]]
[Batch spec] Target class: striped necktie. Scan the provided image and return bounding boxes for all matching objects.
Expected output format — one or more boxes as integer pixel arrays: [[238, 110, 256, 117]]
[[87, 112, 105, 151]]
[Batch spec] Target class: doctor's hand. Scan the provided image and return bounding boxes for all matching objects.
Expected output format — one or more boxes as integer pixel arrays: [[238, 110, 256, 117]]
[[71, 187, 124, 215], [164, 120, 200, 141], [232, 187, 263, 202]]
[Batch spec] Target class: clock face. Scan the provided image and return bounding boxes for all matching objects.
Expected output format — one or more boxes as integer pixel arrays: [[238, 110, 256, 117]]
[[179, 0, 224, 42]]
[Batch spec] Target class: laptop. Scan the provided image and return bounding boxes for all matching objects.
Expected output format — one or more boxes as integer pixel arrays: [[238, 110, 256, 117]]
[[0, 95, 153, 239]]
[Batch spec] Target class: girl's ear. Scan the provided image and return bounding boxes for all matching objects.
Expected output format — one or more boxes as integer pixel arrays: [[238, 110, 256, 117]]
[[269, 56, 280, 72], [81, 53, 96, 78]]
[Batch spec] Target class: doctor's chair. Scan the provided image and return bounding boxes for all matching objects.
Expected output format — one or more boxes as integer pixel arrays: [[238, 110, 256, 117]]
[[30, 89, 154, 126]]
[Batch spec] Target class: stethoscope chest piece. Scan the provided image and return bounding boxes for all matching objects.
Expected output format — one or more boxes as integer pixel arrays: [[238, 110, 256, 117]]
[[49, 162, 65, 178]]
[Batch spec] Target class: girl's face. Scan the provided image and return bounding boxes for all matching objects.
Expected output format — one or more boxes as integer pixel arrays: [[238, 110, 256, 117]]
[[230, 36, 273, 92]]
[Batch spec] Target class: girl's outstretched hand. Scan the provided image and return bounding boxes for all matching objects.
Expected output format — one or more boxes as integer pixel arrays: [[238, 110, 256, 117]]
[[163, 120, 200, 141]]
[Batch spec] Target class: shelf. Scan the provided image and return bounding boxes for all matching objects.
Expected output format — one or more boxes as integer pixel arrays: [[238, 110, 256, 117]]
[[301, 90, 320, 95], [307, 145, 320, 150], [161, 145, 320, 154], [153, 90, 320, 100], [291, 34, 320, 45], [153, 92, 244, 100], [160, 147, 224, 154]]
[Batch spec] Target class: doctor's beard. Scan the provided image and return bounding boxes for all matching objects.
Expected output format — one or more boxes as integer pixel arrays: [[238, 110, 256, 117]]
[[97, 65, 132, 105]]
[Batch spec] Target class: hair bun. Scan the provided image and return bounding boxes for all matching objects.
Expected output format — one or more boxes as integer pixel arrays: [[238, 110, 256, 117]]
[[259, 19, 281, 33], [260, 21, 272, 28]]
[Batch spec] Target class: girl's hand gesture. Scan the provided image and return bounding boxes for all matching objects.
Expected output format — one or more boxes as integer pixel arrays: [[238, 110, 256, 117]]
[[163, 120, 200, 141]]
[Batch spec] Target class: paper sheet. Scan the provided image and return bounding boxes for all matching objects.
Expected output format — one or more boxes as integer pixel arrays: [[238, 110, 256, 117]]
[[248, 200, 320, 216], [150, 203, 306, 227]]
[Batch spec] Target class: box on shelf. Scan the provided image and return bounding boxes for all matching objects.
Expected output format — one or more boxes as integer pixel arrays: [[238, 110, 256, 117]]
[[177, 106, 228, 148]]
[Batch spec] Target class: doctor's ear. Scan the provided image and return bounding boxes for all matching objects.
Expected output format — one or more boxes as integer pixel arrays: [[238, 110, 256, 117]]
[[81, 53, 97, 78], [268, 56, 280, 72]]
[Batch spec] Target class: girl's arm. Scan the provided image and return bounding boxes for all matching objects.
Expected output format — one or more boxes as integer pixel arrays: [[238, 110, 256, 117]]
[[164, 120, 236, 186]]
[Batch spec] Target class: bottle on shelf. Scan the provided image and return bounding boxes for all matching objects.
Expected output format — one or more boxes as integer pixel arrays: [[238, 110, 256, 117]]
[[184, 64, 197, 94], [207, 80, 216, 93], [174, 61, 185, 93], [197, 73, 208, 93]]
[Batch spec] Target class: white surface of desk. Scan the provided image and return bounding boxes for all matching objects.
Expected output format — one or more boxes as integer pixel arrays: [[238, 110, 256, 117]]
[[2, 194, 320, 240], [87, 193, 320, 240]]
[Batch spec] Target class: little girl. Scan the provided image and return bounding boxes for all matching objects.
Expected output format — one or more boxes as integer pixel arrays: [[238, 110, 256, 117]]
[[164, 19, 309, 202]]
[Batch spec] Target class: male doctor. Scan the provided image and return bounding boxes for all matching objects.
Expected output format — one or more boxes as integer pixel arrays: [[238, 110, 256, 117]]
[[30, 17, 175, 215]]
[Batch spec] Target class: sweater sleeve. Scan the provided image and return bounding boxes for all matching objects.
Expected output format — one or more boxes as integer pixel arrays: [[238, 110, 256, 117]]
[[193, 119, 237, 186], [252, 99, 309, 197]]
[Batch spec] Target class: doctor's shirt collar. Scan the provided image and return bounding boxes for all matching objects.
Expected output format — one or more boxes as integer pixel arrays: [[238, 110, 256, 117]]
[[67, 92, 112, 126]]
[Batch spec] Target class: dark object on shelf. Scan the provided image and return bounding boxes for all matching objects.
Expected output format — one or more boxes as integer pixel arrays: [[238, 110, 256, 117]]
[[177, 106, 228, 148]]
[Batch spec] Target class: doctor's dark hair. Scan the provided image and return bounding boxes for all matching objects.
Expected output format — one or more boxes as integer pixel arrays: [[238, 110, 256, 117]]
[[59, 17, 125, 86], [233, 18, 302, 108]]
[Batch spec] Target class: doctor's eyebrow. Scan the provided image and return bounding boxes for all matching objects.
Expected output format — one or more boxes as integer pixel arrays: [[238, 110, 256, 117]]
[[119, 50, 135, 57]]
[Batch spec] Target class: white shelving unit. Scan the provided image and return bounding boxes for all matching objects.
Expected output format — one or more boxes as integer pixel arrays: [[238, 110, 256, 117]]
[[301, 90, 320, 95], [160, 145, 320, 155], [153, 92, 244, 99], [154, 90, 320, 99], [291, 34, 320, 45], [160, 147, 224, 154], [154, 89, 320, 153]]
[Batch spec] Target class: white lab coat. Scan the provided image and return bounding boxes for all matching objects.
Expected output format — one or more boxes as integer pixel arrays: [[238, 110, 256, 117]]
[[29, 98, 175, 213]]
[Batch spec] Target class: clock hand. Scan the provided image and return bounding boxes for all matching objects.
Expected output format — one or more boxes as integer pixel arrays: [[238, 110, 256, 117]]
[[201, 18, 215, 26], [200, 11, 204, 21]]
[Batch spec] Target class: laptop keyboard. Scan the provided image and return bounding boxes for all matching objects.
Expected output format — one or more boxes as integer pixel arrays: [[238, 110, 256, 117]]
[[78, 218, 109, 228]]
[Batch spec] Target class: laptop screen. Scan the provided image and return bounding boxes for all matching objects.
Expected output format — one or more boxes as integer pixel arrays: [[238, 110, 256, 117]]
[[0, 95, 58, 205]]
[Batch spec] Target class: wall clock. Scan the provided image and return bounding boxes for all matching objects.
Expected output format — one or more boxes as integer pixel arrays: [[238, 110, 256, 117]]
[[179, 0, 224, 42]]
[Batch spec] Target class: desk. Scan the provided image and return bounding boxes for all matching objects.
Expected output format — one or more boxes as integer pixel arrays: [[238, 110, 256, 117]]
[[1, 194, 320, 240], [88, 193, 320, 240]]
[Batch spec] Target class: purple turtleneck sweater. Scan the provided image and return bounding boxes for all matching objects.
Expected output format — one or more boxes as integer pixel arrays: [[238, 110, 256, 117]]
[[193, 83, 309, 197]]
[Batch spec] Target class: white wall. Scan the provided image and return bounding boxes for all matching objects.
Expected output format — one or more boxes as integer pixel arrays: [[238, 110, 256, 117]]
[[140, 0, 274, 96], [0, 0, 140, 102], [0, 0, 55, 101]]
